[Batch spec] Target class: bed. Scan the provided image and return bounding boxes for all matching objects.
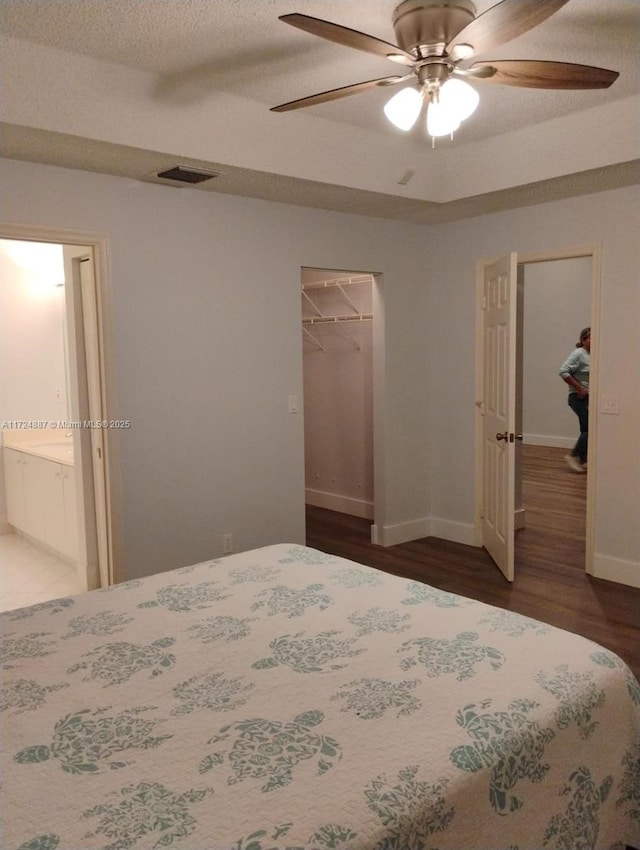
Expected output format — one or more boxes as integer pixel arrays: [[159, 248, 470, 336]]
[[2, 543, 639, 850]]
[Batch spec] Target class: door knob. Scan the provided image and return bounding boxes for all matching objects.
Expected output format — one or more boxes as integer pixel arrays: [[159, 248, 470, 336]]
[[496, 431, 509, 441]]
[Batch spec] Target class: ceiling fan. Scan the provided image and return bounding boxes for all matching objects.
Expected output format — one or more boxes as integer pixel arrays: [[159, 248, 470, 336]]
[[270, 0, 619, 138]]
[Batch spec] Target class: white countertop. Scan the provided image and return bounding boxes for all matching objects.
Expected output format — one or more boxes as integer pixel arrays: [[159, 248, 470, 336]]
[[3, 440, 74, 467]]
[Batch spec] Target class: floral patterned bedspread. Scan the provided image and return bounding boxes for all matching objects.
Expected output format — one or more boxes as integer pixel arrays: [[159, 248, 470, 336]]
[[2, 544, 639, 850]]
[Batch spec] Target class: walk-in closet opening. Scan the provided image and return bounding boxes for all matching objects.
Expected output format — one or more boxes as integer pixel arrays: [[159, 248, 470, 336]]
[[301, 268, 375, 524]]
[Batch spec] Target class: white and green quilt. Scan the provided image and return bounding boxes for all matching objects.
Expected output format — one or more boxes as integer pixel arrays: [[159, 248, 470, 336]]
[[2, 544, 639, 850]]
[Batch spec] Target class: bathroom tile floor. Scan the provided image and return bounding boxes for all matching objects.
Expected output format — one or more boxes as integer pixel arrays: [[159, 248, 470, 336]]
[[0, 532, 85, 613]]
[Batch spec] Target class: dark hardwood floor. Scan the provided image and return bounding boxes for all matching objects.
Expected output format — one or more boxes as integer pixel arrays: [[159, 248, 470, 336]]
[[305, 445, 640, 682]]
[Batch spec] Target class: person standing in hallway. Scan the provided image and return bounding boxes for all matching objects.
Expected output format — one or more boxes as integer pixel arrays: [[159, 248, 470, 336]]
[[559, 327, 590, 473]]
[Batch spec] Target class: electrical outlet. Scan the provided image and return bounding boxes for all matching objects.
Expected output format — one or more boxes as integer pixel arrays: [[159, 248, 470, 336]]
[[222, 533, 233, 554]]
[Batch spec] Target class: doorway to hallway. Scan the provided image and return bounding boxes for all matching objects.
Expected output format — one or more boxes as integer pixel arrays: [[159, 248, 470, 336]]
[[475, 247, 599, 582]]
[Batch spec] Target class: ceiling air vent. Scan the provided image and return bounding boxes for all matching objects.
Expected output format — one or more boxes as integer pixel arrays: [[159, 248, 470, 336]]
[[155, 165, 220, 184]]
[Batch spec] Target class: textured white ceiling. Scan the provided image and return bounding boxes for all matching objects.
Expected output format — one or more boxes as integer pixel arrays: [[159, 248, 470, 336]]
[[1, 0, 638, 141], [1, 0, 639, 220]]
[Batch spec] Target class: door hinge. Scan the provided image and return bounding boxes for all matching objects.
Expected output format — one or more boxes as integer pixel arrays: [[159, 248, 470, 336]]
[[481, 295, 487, 310]]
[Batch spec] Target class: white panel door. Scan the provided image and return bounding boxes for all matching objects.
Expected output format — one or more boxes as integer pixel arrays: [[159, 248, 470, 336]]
[[79, 254, 110, 588], [482, 254, 517, 581]]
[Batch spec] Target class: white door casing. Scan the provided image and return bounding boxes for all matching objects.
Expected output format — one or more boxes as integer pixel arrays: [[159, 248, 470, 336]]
[[481, 254, 517, 581]]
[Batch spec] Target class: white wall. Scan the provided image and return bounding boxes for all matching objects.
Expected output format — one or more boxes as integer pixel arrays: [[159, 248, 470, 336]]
[[0, 241, 68, 422], [0, 158, 431, 580], [0, 241, 68, 531], [302, 273, 373, 519], [522, 258, 592, 447], [427, 185, 640, 584], [1, 158, 637, 588]]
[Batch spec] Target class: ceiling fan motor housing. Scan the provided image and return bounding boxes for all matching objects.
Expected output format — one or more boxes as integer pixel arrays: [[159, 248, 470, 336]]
[[392, 0, 476, 56]]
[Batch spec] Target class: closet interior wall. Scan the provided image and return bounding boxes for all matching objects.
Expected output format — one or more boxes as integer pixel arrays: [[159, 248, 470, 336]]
[[301, 270, 374, 520]]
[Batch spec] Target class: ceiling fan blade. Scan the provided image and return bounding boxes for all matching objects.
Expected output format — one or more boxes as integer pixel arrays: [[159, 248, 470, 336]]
[[447, 0, 570, 57], [471, 60, 620, 89], [270, 77, 406, 112], [280, 13, 416, 65]]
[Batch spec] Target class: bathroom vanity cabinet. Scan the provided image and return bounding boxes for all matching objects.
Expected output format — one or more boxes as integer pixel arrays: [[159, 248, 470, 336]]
[[4, 447, 78, 562]]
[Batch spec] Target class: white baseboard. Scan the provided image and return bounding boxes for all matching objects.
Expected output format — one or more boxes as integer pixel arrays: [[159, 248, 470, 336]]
[[429, 517, 477, 546], [524, 434, 574, 449], [379, 517, 431, 547], [377, 516, 475, 548], [375, 513, 639, 588], [591, 554, 640, 589], [305, 489, 374, 520]]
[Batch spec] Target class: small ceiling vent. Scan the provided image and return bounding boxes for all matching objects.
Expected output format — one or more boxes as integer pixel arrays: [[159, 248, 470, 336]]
[[155, 164, 220, 184]]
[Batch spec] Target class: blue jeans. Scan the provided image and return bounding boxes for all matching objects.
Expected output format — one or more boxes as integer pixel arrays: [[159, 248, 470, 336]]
[[568, 394, 588, 463]]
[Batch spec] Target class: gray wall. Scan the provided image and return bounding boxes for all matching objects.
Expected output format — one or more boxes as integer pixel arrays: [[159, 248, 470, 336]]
[[1, 157, 638, 585], [0, 158, 431, 580]]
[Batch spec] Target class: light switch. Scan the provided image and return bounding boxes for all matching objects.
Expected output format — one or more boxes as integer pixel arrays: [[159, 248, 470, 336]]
[[288, 394, 298, 414], [601, 395, 619, 415]]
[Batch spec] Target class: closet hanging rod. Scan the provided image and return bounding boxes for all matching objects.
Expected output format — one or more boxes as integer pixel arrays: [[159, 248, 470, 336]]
[[301, 274, 373, 291], [302, 314, 373, 324]]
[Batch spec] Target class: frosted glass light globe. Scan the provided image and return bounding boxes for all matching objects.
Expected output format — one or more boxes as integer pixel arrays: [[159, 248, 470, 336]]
[[426, 101, 461, 137], [439, 79, 479, 122], [384, 87, 423, 131]]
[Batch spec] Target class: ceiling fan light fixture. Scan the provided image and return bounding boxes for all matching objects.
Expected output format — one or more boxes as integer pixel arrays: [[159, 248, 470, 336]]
[[384, 86, 423, 131], [426, 99, 461, 137], [273, 2, 620, 144], [439, 78, 479, 121]]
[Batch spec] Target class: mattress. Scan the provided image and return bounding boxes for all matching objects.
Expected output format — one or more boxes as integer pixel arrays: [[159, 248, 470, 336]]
[[2, 543, 639, 850]]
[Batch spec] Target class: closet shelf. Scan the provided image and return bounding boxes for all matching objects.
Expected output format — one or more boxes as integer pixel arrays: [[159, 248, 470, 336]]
[[301, 273, 373, 352], [301, 274, 373, 291], [302, 314, 373, 324]]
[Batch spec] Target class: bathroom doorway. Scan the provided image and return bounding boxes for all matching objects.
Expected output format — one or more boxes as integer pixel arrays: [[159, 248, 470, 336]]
[[0, 227, 114, 607]]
